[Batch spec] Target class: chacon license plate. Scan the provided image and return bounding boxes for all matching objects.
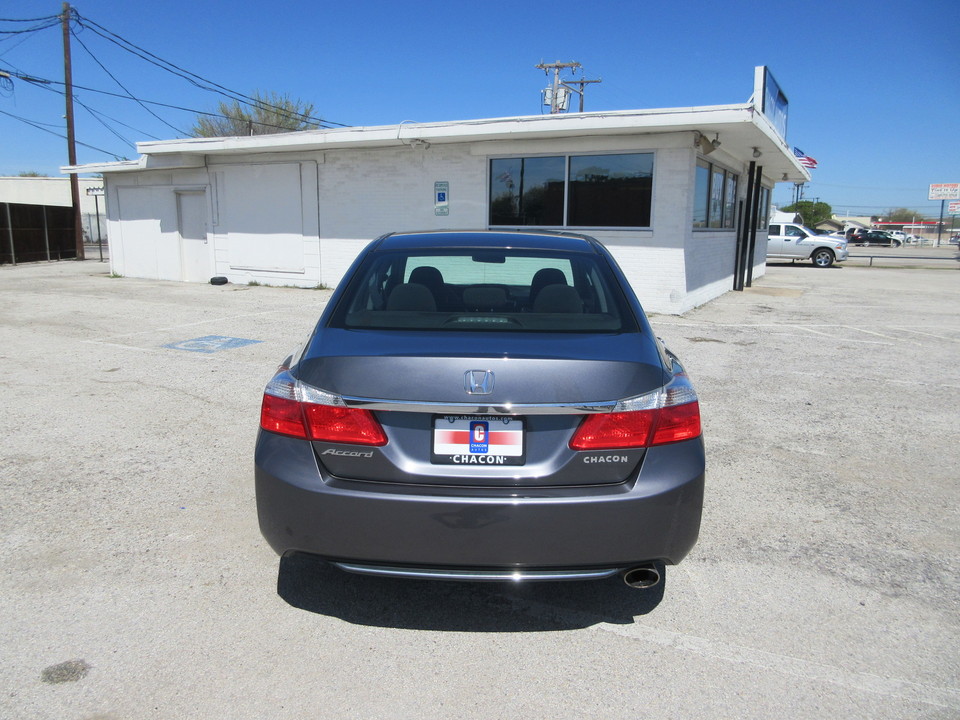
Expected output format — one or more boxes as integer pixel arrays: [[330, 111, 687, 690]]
[[431, 415, 526, 465]]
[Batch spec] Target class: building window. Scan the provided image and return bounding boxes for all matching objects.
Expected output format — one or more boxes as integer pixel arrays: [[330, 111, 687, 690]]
[[693, 160, 710, 228], [567, 154, 653, 227], [723, 172, 738, 229], [490, 153, 653, 228], [693, 159, 739, 229], [489, 157, 564, 226], [757, 186, 771, 229]]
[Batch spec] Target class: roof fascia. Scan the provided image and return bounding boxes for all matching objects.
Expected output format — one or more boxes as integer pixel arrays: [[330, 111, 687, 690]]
[[134, 105, 755, 156]]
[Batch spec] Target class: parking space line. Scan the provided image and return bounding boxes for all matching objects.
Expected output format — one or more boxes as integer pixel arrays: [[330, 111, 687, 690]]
[[599, 621, 960, 711], [654, 322, 900, 346], [88, 309, 288, 343], [891, 327, 960, 342], [840, 325, 898, 340], [779, 367, 960, 390], [79, 339, 273, 367], [491, 591, 960, 711]]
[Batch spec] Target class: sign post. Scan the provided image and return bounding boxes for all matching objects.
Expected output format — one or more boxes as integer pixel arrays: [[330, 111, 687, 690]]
[[949, 201, 960, 240], [85, 186, 105, 262], [929, 184, 960, 246]]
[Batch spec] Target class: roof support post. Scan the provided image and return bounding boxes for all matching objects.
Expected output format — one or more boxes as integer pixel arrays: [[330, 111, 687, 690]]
[[733, 161, 757, 291], [745, 164, 763, 287]]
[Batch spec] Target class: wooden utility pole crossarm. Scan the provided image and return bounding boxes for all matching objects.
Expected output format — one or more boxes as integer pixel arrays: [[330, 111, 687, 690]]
[[535, 61, 601, 114]]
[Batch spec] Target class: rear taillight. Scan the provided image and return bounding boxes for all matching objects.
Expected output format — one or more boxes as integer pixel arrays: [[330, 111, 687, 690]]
[[649, 400, 701, 445], [259, 371, 387, 446], [569, 374, 701, 450], [569, 411, 657, 450], [301, 404, 387, 445]]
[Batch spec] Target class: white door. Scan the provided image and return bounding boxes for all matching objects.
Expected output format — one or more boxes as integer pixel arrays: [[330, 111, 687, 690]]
[[177, 191, 210, 282]]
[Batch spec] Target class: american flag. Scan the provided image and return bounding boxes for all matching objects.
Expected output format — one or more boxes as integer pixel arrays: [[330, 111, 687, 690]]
[[793, 147, 818, 169]]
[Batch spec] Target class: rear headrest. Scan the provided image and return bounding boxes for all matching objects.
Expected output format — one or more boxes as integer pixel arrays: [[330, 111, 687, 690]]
[[533, 284, 583, 313], [409, 266, 444, 292], [530, 268, 568, 302], [386, 283, 437, 311]]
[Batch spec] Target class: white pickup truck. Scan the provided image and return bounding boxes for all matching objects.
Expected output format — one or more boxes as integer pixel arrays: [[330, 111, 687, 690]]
[[766, 223, 849, 268]]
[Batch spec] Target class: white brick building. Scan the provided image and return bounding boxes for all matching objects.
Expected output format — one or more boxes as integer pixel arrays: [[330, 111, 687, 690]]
[[66, 94, 809, 314]]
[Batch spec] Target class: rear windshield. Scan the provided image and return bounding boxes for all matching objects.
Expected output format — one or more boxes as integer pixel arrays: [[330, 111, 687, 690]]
[[329, 249, 638, 333]]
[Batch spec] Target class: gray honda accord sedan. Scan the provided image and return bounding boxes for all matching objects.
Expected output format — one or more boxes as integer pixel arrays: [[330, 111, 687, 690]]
[[255, 230, 704, 588]]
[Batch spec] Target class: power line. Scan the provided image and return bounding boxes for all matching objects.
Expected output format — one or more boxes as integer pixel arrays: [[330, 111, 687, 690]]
[[0, 15, 60, 22], [13, 68, 167, 144], [69, 25, 188, 136], [71, 11, 347, 129], [0, 20, 59, 34], [0, 17, 58, 58], [76, 101, 163, 142], [1, 8, 349, 147], [0, 107, 125, 158], [76, 99, 137, 149], [6, 67, 334, 135]]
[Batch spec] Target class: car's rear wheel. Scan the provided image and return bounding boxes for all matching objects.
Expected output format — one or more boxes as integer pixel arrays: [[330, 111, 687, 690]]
[[812, 249, 835, 268]]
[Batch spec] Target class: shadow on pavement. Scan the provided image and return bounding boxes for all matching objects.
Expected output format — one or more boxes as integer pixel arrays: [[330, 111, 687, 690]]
[[276, 552, 664, 631], [764, 261, 844, 269]]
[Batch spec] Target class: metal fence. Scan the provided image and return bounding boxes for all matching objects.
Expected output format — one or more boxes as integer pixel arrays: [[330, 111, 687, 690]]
[[1, 202, 78, 265]]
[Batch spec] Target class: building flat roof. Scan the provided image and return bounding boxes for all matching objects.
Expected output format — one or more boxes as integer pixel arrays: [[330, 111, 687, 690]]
[[63, 104, 810, 183]]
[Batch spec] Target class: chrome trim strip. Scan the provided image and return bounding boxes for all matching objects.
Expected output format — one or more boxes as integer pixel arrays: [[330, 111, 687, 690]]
[[338, 396, 619, 415], [333, 562, 620, 582]]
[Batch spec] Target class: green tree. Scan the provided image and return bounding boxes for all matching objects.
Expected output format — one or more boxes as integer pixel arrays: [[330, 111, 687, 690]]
[[880, 207, 925, 223], [782, 200, 833, 227], [191, 90, 320, 137], [17, 171, 49, 177]]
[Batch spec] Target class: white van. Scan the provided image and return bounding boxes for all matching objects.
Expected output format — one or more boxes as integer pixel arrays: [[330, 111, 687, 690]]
[[766, 223, 849, 268]]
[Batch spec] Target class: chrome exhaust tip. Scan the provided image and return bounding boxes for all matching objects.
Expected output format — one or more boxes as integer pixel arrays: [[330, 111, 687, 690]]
[[621, 563, 661, 589]]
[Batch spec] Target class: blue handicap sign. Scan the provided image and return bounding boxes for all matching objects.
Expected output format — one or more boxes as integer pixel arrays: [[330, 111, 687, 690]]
[[164, 335, 262, 354]]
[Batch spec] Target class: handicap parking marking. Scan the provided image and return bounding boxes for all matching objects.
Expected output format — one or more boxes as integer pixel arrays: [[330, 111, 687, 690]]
[[163, 335, 262, 354]]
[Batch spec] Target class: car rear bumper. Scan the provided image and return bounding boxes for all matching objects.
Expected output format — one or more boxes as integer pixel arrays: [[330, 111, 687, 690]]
[[255, 431, 704, 571]]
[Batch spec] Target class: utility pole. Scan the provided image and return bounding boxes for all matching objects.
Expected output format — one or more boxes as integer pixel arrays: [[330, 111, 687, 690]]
[[536, 61, 601, 114], [61, 2, 84, 260], [565, 76, 603, 112]]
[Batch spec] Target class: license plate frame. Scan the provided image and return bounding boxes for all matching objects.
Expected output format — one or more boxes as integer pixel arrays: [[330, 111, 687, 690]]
[[431, 414, 526, 466]]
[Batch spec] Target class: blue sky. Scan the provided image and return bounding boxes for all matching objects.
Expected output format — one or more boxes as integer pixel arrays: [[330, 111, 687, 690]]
[[2, 0, 958, 217]]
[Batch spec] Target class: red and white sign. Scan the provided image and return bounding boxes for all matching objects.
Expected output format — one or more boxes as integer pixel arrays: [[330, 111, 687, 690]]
[[948, 201, 960, 215], [929, 184, 960, 201], [432, 415, 525, 464], [433, 425, 523, 456]]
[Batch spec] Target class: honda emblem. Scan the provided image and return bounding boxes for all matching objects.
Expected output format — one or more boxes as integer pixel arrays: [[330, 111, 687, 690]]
[[464, 370, 495, 395]]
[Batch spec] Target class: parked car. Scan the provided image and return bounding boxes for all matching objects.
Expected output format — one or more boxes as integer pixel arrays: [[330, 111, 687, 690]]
[[848, 230, 902, 247], [255, 230, 705, 589], [766, 223, 849, 267]]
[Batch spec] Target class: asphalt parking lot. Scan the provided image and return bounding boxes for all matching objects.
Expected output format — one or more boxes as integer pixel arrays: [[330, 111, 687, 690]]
[[1, 256, 958, 719]]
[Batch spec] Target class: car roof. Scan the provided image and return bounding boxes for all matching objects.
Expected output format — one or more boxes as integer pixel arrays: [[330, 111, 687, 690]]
[[373, 230, 601, 254]]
